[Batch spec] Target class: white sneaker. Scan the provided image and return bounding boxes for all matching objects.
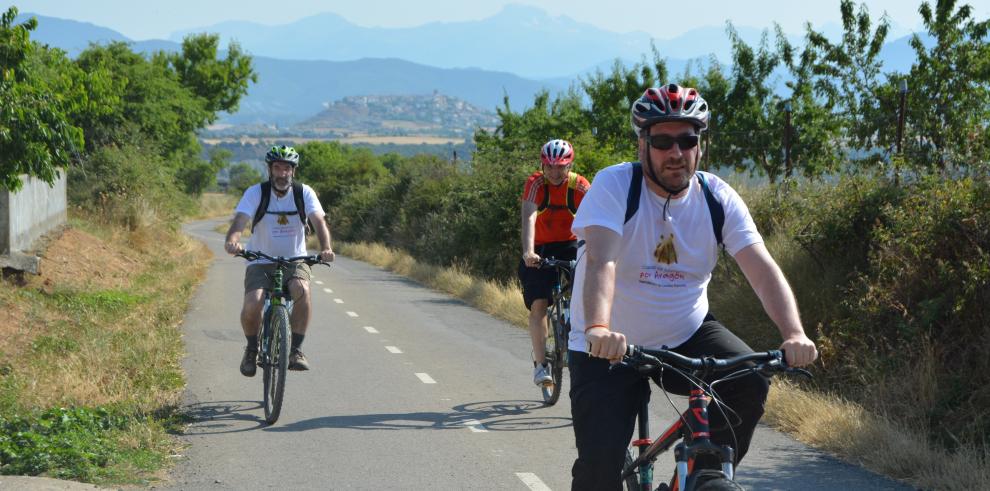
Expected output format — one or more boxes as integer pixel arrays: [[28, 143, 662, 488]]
[[533, 363, 552, 386]]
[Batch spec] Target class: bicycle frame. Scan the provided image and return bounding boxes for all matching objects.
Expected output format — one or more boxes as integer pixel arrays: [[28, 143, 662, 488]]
[[625, 387, 736, 491], [259, 264, 293, 365], [620, 347, 808, 491]]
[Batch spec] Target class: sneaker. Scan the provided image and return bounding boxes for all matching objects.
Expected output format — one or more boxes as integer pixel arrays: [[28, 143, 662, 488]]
[[240, 349, 258, 377], [288, 348, 310, 371], [533, 363, 552, 386]]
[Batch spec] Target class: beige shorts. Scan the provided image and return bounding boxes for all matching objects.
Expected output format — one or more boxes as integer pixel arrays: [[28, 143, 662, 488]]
[[244, 263, 312, 293]]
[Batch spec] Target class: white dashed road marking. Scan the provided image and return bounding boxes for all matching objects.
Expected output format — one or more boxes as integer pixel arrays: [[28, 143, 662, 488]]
[[463, 419, 488, 433], [346, 311, 358, 317], [516, 473, 552, 491], [315, 280, 324, 285], [415, 373, 436, 384], [334, 298, 344, 304], [363, 326, 379, 334], [322, 288, 333, 293], [385, 346, 402, 353]]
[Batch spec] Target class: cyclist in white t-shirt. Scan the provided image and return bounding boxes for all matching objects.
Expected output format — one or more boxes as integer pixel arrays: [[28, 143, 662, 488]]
[[224, 145, 335, 376], [567, 84, 818, 490]]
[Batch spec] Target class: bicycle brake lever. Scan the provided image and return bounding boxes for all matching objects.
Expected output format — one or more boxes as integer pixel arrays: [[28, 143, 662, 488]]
[[788, 367, 814, 379]]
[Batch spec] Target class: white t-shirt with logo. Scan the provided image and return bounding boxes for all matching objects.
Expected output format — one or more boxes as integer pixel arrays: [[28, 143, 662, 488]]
[[569, 164, 763, 352], [234, 183, 324, 264]]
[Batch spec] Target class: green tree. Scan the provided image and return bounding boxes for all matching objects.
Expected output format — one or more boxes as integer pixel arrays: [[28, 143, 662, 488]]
[[165, 34, 257, 119], [581, 48, 668, 155], [777, 25, 844, 177], [806, 0, 891, 157], [74, 42, 211, 157], [295, 141, 388, 210], [177, 147, 231, 195], [904, 0, 990, 171], [721, 23, 785, 181], [0, 7, 84, 190], [227, 162, 261, 194]]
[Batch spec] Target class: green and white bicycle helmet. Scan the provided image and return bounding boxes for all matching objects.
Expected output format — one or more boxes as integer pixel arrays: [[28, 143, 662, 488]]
[[265, 145, 300, 166]]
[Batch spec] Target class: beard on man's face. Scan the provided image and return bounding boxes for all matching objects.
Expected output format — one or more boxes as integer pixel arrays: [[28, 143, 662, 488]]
[[272, 175, 292, 191], [653, 154, 694, 191]]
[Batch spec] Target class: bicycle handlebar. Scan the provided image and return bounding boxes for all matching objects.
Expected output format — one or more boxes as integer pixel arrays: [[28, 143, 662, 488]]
[[622, 345, 812, 379], [538, 258, 576, 271], [236, 250, 331, 268]]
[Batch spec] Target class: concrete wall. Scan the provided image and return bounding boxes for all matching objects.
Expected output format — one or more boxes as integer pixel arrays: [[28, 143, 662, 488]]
[[0, 172, 68, 254]]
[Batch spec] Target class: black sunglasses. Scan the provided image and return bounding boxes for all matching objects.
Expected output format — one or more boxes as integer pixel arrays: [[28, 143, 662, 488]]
[[648, 133, 700, 151]]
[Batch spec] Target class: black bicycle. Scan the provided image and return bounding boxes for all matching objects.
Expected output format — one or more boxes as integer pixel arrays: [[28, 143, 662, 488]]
[[538, 258, 576, 405], [618, 345, 812, 490], [236, 250, 329, 424]]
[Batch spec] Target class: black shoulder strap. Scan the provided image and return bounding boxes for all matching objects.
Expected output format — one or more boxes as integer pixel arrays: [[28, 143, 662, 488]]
[[624, 162, 642, 224], [252, 181, 272, 231], [623, 165, 725, 246], [697, 173, 725, 246], [538, 177, 550, 212], [292, 182, 307, 225]]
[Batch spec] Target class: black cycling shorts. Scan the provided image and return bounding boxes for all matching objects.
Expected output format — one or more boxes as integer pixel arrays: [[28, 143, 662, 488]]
[[517, 240, 577, 310]]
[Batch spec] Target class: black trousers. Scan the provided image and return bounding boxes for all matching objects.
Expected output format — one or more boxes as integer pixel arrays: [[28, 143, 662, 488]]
[[568, 316, 770, 491]]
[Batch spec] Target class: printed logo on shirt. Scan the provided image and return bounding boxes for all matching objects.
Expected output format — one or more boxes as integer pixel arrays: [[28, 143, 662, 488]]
[[638, 266, 687, 288], [654, 234, 678, 264], [277, 214, 289, 225]]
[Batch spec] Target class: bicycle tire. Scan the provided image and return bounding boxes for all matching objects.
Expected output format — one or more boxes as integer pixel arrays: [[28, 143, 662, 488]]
[[622, 448, 644, 491], [262, 304, 290, 424], [690, 469, 744, 491], [541, 311, 562, 405]]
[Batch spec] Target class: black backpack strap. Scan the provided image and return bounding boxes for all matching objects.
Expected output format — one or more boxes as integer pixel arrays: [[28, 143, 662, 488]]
[[292, 182, 314, 234], [697, 172, 725, 246], [292, 182, 306, 223], [566, 172, 578, 215], [538, 178, 550, 213], [252, 181, 272, 231], [624, 162, 642, 224]]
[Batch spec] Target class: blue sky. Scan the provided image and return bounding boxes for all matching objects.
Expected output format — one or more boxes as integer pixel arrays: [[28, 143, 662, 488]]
[[12, 0, 990, 40]]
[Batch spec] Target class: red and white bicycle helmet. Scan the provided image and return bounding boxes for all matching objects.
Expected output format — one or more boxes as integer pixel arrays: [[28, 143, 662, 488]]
[[540, 139, 575, 166], [631, 84, 710, 135]]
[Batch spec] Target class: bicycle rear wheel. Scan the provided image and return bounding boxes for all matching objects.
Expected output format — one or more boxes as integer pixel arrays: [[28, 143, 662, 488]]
[[540, 311, 563, 405], [262, 304, 290, 424]]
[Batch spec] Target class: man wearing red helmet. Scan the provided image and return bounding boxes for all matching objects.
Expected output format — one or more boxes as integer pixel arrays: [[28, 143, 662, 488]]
[[520, 139, 590, 387], [567, 85, 818, 489]]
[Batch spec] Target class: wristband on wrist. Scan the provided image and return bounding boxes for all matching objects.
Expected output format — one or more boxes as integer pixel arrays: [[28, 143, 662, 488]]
[[584, 323, 610, 333]]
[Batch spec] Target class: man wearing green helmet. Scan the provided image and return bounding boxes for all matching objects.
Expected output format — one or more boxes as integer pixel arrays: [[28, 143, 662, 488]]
[[224, 145, 335, 375]]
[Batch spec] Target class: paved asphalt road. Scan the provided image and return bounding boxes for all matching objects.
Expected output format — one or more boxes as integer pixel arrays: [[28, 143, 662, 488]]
[[153, 219, 915, 491]]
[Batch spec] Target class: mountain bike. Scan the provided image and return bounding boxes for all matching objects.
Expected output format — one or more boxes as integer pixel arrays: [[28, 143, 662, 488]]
[[236, 250, 329, 424], [538, 258, 576, 405], [618, 346, 812, 491]]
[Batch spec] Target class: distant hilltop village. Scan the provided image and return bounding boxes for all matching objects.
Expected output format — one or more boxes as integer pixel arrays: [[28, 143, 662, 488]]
[[298, 93, 500, 138]]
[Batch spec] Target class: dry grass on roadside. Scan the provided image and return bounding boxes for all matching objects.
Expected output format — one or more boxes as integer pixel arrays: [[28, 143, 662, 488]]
[[194, 192, 239, 220], [340, 239, 988, 491], [3, 219, 211, 411], [768, 380, 990, 491]]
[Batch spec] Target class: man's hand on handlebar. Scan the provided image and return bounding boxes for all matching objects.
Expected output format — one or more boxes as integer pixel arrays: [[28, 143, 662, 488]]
[[319, 248, 335, 263], [523, 251, 541, 268], [587, 327, 627, 362], [225, 241, 244, 256], [779, 334, 818, 367]]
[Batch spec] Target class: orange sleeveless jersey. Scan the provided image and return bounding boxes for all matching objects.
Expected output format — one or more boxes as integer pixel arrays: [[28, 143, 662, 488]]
[[521, 170, 591, 246]]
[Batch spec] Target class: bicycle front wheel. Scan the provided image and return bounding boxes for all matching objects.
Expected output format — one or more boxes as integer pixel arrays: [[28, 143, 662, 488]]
[[540, 313, 563, 405], [262, 304, 290, 424], [690, 469, 744, 490]]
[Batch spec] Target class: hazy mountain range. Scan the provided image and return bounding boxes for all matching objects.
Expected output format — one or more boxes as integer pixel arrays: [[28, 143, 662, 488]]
[[19, 6, 931, 128]]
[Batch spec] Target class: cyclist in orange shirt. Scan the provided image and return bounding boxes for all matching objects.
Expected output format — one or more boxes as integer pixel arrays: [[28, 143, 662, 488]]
[[519, 139, 591, 386]]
